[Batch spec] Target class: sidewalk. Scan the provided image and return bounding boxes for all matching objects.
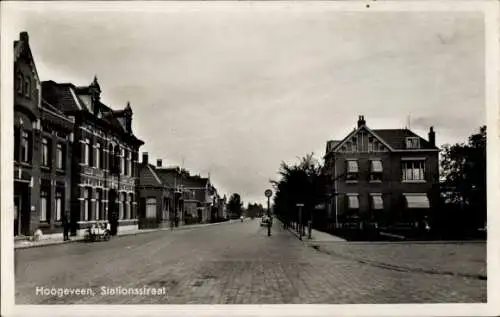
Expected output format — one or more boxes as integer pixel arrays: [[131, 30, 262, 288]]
[[284, 223, 346, 242], [15, 220, 235, 250]]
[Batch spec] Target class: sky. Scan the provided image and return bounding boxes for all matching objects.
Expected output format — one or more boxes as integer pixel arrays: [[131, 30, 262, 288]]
[[4, 3, 486, 205]]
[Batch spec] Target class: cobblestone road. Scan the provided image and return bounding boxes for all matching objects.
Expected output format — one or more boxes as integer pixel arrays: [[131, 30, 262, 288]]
[[15, 219, 486, 304]]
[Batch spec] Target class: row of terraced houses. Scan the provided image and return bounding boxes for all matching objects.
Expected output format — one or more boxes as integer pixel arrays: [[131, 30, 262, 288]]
[[13, 32, 227, 237]]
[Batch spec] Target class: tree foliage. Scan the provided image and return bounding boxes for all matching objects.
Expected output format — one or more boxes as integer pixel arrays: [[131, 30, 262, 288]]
[[271, 153, 328, 227], [440, 126, 486, 228], [246, 203, 265, 218], [228, 193, 243, 217]]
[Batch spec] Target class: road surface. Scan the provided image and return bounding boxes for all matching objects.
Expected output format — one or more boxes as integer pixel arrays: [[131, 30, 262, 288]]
[[15, 219, 486, 304]]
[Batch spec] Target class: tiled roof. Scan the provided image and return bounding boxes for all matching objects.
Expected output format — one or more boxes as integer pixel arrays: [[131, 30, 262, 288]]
[[372, 129, 436, 150], [138, 164, 164, 187], [41, 82, 81, 113]]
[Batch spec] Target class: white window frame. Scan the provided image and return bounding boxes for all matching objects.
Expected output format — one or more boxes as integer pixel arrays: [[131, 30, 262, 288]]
[[95, 143, 101, 169], [84, 188, 90, 221], [40, 191, 48, 222], [402, 160, 426, 182], [21, 131, 29, 163], [56, 143, 63, 169], [55, 192, 63, 221], [146, 198, 157, 219], [406, 137, 420, 149], [41, 137, 49, 166], [120, 148, 125, 175], [83, 138, 90, 166]]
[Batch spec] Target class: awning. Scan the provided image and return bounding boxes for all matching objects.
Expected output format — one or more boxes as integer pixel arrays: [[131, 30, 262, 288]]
[[371, 195, 384, 210], [347, 160, 358, 173], [404, 194, 430, 209], [348, 195, 359, 209], [371, 160, 383, 173]]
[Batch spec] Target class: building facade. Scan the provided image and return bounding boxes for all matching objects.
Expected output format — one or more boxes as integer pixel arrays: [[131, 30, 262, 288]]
[[324, 115, 440, 229], [14, 32, 75, 237], [42, 78, 144, 236], [137, 154, 173, 229]]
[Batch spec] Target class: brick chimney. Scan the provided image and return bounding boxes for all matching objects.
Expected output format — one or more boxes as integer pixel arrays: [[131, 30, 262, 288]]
[[357, 115, 366, 128], [428, 126, 436, 147], [20, 31, 29, 43], [157, 159, 162, 168], [142, 152, 149, 165]]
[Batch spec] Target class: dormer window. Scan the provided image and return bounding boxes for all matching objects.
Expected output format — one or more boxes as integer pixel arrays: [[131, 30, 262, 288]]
[[406, 137, 420, 149]]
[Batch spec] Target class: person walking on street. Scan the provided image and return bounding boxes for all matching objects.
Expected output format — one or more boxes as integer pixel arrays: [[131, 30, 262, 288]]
[[62, 212, 70, 241]]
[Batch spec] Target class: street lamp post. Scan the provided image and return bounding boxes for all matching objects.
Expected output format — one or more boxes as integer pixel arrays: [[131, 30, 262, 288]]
[[265, 189, 273, 237], [296, 203, 304, 240]]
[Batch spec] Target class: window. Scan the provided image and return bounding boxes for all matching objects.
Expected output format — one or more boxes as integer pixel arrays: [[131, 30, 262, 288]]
[[84, 188, 90, 221], [95, 190, 102, 220], [40, 190, 49, 222], [24, 78, 31, 98], [56, 143, 64, 169], [128, 153, 133, 177], [347, 195, 359, 209], [21, 131, 29, 163], [371, 194, 384, 210], [121, 148, 125, 175], [406, 137, 420, 149], [346, 160, 359, 181], [404, 194, 430, 209], [146, 198, 157, 219], [83, 139, 90, 165], [41, 137, 50, 167], [119, 192, 126, 219], [402, 160, 425, 182], [16, 74, 23, 94], [95, 143, 101, 169], [14, 127, 20, 161], [370, 160, 383, 181], [124, 194, 131, 219], [55, 191, 63, 221]]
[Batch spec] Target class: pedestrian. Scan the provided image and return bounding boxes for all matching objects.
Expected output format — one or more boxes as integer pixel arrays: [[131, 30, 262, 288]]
[[62, 212, 70, 241]]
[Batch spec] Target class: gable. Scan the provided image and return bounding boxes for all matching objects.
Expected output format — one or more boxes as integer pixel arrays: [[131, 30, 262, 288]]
[[139, 164, 163, 187], [333, 126, 392, 154]]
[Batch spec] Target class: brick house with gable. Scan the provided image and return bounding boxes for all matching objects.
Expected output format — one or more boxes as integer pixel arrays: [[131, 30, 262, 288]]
[[137, 154, 173, 229], [14, 32, 75, 237], [42, 77, 144, 236], [324, 115, 440, 229]]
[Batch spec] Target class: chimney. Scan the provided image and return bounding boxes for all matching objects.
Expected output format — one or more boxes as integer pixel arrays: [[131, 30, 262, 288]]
[[20, 31, 29, 43], [428, 126, 436, 147], [357, 115, 366, 128], [142, 152, 149, 165], [157, 159, 162, 168]]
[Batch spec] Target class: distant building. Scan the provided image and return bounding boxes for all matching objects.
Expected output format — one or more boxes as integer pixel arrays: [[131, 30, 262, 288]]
[[13, 32, 75, 236], [137, 154, 172, 229], [42, 77, 144, 236], [323, 115, 440, 228]]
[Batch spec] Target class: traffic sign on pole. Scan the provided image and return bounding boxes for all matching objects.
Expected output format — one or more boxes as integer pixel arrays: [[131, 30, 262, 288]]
[[265, 189, 273, 198]]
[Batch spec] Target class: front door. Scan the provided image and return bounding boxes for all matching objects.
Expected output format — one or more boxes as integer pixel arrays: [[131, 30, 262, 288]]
[[108, 189, 119, 235]]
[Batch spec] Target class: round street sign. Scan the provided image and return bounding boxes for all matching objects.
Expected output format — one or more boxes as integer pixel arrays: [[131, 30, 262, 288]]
[[264, 189, 273, 197]]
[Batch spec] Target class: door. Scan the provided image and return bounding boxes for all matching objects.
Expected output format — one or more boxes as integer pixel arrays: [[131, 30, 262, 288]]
[[108, 189, 118, 235]]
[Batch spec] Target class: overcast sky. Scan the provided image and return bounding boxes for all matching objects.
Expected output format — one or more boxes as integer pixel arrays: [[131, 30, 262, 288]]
[[5, 3, 485, 205]]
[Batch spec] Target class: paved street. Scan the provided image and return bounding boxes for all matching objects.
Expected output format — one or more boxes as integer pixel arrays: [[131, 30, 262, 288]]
[[15, 219, 486, 304]]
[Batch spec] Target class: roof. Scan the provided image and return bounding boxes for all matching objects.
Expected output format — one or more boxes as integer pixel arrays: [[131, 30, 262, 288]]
[[371, 129, 436, 150], [138, 164, 165, 188]]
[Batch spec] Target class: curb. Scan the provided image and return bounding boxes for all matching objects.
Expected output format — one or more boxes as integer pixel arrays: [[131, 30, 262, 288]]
[[15, 220, 233, 250]]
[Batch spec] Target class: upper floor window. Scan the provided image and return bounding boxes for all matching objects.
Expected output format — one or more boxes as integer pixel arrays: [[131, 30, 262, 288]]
[[370, 160, 383, 181], [24, 78, 31, 98], [120, 148, 125, 175], [16, 74, 23, 94], [21, 131, 30, 163], [83, 138, 90, 165], [56, 143, 64, 169], [406, 137, 420, 149], [402, 160, 425, 182], [41, 137, 50, 167], [95, 143, 101, 169], [346, 160, 359, 181]]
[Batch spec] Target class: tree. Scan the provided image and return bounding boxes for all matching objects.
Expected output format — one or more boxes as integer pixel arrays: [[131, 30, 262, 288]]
[[228, 193, 243, 217], [247, 203, 265, 218], [270, 153, 328, 229], [440, 126, 486, 230]]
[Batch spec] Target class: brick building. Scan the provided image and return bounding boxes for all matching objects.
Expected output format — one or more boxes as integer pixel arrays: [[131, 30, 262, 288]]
[[137, 154, 173, 229], [323, 115, 440, 228], [42, 77, 144, 236], [14, 32, 75, 237]]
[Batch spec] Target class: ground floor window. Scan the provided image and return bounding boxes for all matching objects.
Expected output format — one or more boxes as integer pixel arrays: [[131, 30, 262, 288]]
[[146, 198, 157, 219], [40, 190, 49, 222], [55, 191, 63, 221], [84, 188, 90, 221], [95, 190, 102, 220], [347, 194, 359, 209]]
